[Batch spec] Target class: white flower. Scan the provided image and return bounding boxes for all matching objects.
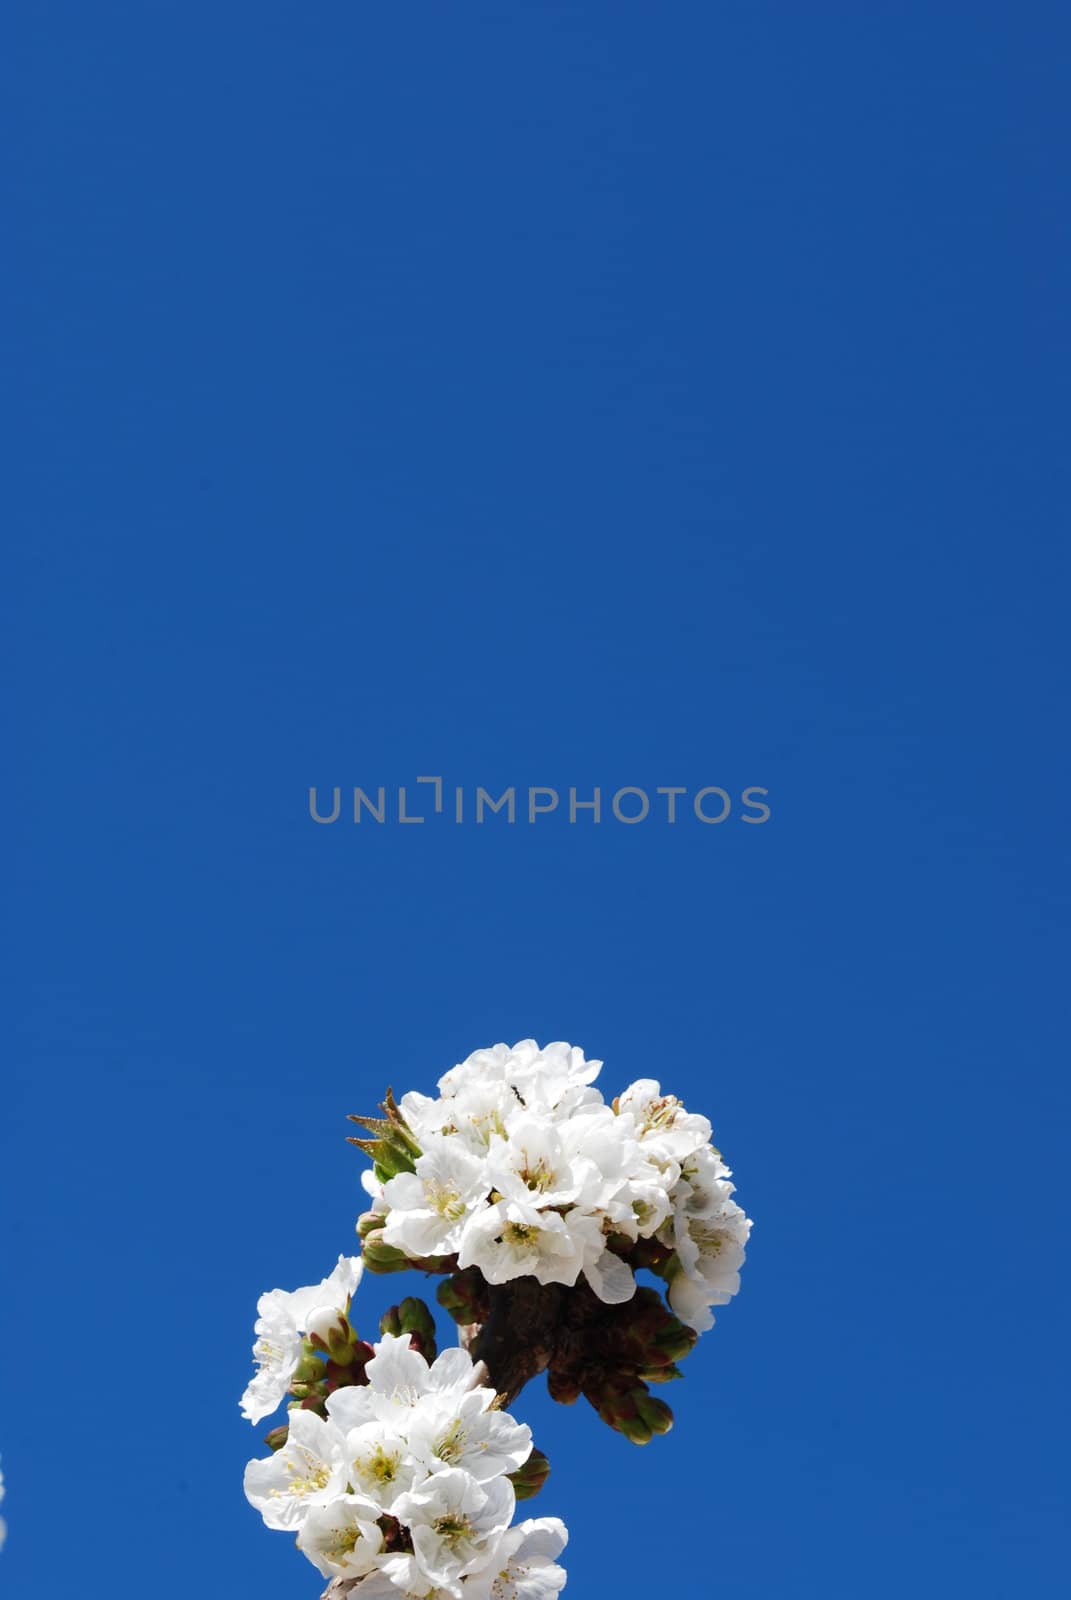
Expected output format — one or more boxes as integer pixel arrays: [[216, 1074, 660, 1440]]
[[407, 1389, 533, 1483], [466, 1517, 569, 1600], [339, 1419, 420, 1509], [240, 1254, 363, 1424], [666, 1154, 752, 1332], [458, 1199, 589, 1288], [381, 1139, 491, 1258], [394, 1467, 516, 1590], [326, 1336, 487, 1432], [243, 1408, 349, 1530], [600, 1169, 674, 1242], [615, 1079, 712, 1167], [485, 1117, 604, 1212], [421, 1041, 604, 1148], [400, 1080, 511, 1156], [296, 1493, 384, 1579]]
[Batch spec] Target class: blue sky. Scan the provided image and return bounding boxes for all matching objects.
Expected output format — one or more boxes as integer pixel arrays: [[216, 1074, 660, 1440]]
[[4, 4, 1069, 1596]]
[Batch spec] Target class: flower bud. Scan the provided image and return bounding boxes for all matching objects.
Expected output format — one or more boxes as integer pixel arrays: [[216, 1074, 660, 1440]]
[[637, 1363, 684, 1385], [293, 1341, 326, 1383], [357, 1210, 387, 1240], [361, 1237, 411, 1274], [437, 1268, 491, 1326], [262, 1424, 288, 1452], [611, 1404, 654, 1446], [652, 1323, 698, 1363], [634, 1392, 674, 1436], [379, 1297, 438, 1360], [306, 1306, 350, 1348], [509, 1448, 551, 1501], [409, 1252, 457, 1274]]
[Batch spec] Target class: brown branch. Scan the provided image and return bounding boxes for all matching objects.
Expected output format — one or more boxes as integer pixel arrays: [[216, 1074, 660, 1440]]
[[470, 1280, 565, 1403]]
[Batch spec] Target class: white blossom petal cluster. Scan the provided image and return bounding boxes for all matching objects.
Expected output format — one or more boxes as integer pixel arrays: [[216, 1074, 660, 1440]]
[[366, 1041, 752, 1333], [241, 1255, 365, 1424], [616, 1077, 753, 1333], [242, 1040, 749, 1596], [243, 1329, 567, 1598]]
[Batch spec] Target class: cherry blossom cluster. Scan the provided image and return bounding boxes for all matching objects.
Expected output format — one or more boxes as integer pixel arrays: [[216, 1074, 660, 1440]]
[[359, 1040, 752, 1336], [241, 1264, 565, 1597], [241, 1039, 751, 1595]]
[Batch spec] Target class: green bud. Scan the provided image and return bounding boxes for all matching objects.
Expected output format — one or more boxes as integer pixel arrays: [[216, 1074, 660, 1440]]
[[509, 1449, 550, 1501], [637, 1363, 684, 1384], [634, 1393, 674, 1436], [437, 1269, 490, 1325], [410, 1253, 456, 1275], [379, 1304, 404, 1337], [614, 1412, 654, 1445], [653, 1326, 698, 1364], [362, 1237, 411, 1274], [295, 1395, 328, 1417], [293, 1342, 326, 1383], [398, 1296, 437, 1354], [306, 1309, 360, 1365], [378, 1296, 438, 1359], [263, 1424, 288, 1452]]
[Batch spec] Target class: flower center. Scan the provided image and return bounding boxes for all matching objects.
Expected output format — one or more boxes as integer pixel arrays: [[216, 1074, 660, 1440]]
[[358, 1443, 400, 1485], [433, 1418, 469, 1463], [646, 1095, 681, 1132], [429, 1182, 465, 1219], [277, 1446, 331, 1499], [691, 1222, 725, 1254], [433, 1513, 472, 1548], [518, 1156, 555, 1192]]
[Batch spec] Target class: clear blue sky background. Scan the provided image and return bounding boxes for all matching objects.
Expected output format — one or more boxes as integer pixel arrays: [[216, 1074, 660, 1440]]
[[4, 4, 1069, 1597]]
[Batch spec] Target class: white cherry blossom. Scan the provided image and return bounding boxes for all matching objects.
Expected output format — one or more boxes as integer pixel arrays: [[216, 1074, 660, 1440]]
[[615, 1078, 712, 1167], [666, 1164, 752, 1333], [296, 1493, 385, 1579], [243, 1408, 349, 1530], [466, 1517, 569, 1600], [458, 1199, 589, 1288], [394, 1467, 516, 1590], [484, 1118, 604, 1212], [326, 1337, 490, 1434], [406, 1389, 533, 1483], [380, 1139, 490, 1258], [340, 1419, 420, 1509], [240, 1255, 363, 1424]]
